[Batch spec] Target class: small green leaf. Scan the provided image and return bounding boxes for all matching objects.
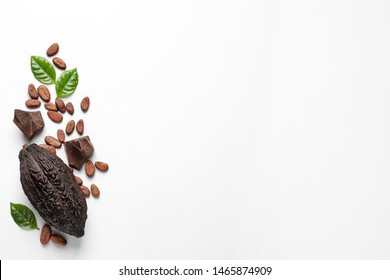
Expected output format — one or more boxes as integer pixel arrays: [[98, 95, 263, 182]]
[[31, 56, 56, 84], [55, 68, 79, 98], [10, 202, 39, 230]]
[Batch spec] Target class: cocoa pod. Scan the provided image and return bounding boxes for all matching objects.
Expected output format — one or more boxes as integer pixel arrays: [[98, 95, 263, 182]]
[[19, 144, 87, 237], [40, 224, 52, 245]]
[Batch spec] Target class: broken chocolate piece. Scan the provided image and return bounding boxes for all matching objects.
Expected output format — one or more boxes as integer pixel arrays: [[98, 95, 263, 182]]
[[64, 136, 94, 170], [13, 109, 45, 139]]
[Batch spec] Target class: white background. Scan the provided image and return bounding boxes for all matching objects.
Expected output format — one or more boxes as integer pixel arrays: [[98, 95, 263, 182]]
[[1, 0, 390, 259]]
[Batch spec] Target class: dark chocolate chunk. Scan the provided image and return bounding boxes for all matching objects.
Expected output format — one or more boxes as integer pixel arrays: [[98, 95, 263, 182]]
[[64, 136, 94, 170], [19, 144, 87, 237], [13, 109, 45, 139]]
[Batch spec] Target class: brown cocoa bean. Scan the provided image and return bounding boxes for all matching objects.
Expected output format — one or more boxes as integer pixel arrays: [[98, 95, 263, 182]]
[[66, 120, 75, 135], [95, 161, 109, 172], [57, 129, 65, 143], [44, 102, 58, 111], [53, 57, 66, 70], [47, 111, 63, 123], [85, 160, 95, 177], [28, 84, 39, 99], [50, 234, 67, 246], [74, 175, 83, 186], [39, 144, 57, 155], [76, 119, 84, 135], [81, 97, 90, 112], [40, 224, 52, 245], [45, 136, 62, 148], [80, 186, 90, 197], [25, 99, 41, 109], [66, 102, 74, 115], [46, 43, 59, 57], [55, 98, 66, 113], [38, 85, 51, 102], [91, 184, 100, 198]]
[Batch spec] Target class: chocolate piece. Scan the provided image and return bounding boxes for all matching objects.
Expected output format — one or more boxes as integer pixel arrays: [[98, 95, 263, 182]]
[[13, 109, 45, 139], [64, 136, 94, 170]]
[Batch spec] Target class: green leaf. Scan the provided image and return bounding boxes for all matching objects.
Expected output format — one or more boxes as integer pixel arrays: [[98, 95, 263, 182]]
[[55, 68, 79, 98], [10, 202, 39, 230], [31, 56, 56, 84]]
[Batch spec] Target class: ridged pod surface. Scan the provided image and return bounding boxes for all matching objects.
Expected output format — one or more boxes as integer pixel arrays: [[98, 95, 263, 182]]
[[19, 144, 87, 237]]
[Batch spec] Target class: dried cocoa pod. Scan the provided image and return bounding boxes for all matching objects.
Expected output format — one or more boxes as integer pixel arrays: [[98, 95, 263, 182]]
[[28, 84, 39, 99], [25, 99, 41, 109], [47, 43, 59, 57], [53, 57, 66, 70], [95, 161, 109, 172], [66, 120, 75, 135], [51, 234, 67, 246], [40, 224, 52, 245], [19, 144, 87, 237], [55, 98, 66, 113], [66, 102, 74, 115], [81, 97, 90, 112]]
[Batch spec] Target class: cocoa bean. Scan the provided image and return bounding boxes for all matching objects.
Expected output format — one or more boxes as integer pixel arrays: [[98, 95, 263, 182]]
[[81, 97, 90, 112], [95, 161, 109, 172], [76, 119, 84, 135], [50, 234, 67, 246], [91, 184, 100, 198], [46, 43, 59, 57], [38, 85, 51, 102], [40, 224, 52, 245], [66, 102, 74, 115], [47, 111, 63, 123], [74, 175, 83, 186], [25, 99, 41, 109], [39, 144, 57, 155], [45, 136, 62, 148], [80, 186, 90, 198], [53, 57, 66, 70], [55, 98, 66, 113], [85, 160, 95, 177], [44, 102, 58, 111], [57, 129, 65, 143], [66, 120, 75, 135], [28, 84, 39, 99]]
